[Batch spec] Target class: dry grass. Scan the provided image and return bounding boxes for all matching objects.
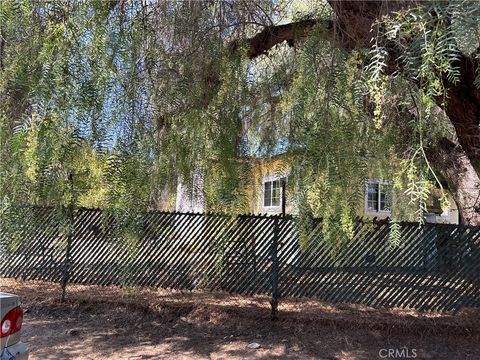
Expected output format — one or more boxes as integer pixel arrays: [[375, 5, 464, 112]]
[[1, 278, 479, 359]]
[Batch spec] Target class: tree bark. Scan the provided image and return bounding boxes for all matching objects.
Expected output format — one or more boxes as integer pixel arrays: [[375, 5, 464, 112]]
[[327, 0, 416, 48], [426, 138, 480, 225], [443, 55, 480, 161], [243, 19, 322, 59]]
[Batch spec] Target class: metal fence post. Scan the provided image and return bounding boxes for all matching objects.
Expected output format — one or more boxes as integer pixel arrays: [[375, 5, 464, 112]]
[[61, 206, 74, 303], [270, 216, 280, 320]]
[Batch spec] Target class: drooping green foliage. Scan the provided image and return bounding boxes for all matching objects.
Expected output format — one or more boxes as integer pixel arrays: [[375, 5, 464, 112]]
[[1, 0, 479, 246]]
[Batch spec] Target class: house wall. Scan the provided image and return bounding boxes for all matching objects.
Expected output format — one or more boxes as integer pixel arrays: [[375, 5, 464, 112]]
[[175, 172, 205, 213], [425, 189, 459, 224], [249, 158, 296, 215], [248, 158, 460, 224], [172, 157, 459, 225]]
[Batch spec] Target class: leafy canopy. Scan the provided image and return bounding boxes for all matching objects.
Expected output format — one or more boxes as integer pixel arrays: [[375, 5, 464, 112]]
[[1, 0, 479, 241]]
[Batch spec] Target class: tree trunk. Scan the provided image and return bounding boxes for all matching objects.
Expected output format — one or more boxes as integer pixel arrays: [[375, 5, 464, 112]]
[[443, 55, 480, 161], [427, 138, 480, 225]]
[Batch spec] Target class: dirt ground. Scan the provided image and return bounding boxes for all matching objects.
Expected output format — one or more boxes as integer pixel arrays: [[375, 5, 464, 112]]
[[1, 279, 480, 360]]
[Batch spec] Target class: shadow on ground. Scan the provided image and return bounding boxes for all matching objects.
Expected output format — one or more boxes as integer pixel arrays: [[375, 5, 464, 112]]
[[3, 279, 480, 359]]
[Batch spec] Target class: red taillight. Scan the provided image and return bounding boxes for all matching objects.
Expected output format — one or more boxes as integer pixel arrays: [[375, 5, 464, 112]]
[[0, 306, 23, 338]]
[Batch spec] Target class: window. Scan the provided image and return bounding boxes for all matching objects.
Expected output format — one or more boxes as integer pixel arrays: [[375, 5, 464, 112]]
[[365, 180, 392, 215], [263, 177, 283, 209]]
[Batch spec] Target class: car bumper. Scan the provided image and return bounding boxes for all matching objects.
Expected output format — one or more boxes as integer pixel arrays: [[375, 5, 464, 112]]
[[1, 341, 29, 360]]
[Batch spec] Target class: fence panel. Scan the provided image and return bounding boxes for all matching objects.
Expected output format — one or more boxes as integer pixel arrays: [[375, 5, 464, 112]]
[[1, 207, 479, 313], [278, 220, 480, 311], [0, 206, 67, 283]]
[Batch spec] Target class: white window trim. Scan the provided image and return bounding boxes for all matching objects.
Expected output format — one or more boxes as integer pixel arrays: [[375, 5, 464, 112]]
[[364, 179, 393, 217], [262, 175, 287, 212]]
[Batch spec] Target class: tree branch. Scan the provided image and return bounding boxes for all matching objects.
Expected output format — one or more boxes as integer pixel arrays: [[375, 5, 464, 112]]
[[239, 1, 412, 59], [240, 19, 326, 59]]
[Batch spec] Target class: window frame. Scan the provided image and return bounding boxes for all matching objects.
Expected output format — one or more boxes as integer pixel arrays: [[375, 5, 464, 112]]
[[262, 175, 285, 212], [364, 179, 393, 216]]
